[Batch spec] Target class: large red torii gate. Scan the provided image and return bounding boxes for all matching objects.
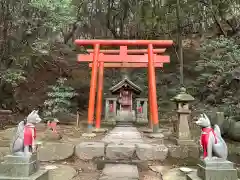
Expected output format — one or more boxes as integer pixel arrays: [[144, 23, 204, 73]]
[[75, 40, 173, 134]]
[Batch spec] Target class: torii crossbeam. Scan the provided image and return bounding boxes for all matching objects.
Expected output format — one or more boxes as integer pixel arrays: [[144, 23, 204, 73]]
[[75, 40, 173, 134], [86, 48, 166, 54], [89, 62, 163, 68], [79, 53, 170, 62]]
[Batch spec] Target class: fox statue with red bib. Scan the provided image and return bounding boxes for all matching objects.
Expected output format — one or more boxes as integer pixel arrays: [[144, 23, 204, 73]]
[[195, 113, 228, 160], [11, 110, 42, 156]]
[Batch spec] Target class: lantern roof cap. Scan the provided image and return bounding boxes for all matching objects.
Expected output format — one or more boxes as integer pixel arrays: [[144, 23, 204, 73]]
[[171, 87, 195, 102]]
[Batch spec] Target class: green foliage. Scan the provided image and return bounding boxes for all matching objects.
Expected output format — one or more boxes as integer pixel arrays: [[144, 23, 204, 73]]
[[198, 36, 240, 72], [196, 36, 240, 84], [43, 78, 77, 119], [1, 0, 240, 116], [0, 69, 26, 87], [0, 0, 79, 108], [195, 36, 240, 118], [29, 0, 77, 31]]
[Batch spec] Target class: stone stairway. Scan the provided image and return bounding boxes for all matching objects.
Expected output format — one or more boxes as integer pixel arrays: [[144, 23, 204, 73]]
[[99, 126, 143, 180], [75, 125, 168, 179]]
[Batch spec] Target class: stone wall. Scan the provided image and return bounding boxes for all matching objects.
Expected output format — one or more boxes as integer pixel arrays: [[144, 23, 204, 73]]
[[0, 110, 13, 129]]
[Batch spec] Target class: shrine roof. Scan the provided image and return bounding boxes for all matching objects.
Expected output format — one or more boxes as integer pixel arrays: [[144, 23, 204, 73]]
[[109, 76, 142, 94]]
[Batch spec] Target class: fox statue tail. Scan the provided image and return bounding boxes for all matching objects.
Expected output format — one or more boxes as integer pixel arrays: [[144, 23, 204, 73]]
[[213, 124, 221, 138], [11, 121, 25, 153], [213, 124, 228, 159]]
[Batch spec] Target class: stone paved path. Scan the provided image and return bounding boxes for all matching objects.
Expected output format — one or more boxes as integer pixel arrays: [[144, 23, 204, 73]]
[[101, 126, 144, 144], [100, 126, 143, 180]]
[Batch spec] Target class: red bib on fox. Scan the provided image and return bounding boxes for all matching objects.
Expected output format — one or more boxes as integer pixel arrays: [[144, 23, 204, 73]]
[[201, 127, 217, 158]]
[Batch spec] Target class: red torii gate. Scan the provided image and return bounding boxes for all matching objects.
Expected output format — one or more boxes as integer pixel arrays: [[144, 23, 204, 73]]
[[87, 47, 165, 129], [75, 40, 173, 134]]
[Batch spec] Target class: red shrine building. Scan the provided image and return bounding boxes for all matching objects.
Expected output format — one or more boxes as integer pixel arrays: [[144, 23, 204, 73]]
[[104, 76, 148, 124]]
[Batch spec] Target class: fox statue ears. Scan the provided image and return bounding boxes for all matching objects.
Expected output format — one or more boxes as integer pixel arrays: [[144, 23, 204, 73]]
[[26, 109, 41, 123], [203, 113, 209, 120], [27, 110, 38, 116], [200, 113, 209, 120]]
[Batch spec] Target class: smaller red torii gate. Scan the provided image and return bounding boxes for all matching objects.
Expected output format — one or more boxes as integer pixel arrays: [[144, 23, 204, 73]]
[[75, 40, 173, 134], [86, 47, 165, 129]]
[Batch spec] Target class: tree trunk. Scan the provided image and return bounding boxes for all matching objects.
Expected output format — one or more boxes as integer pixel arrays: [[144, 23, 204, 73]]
[[176, 0, 184, 86]]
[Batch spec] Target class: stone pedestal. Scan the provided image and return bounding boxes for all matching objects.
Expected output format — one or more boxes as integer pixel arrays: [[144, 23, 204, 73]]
[[174, 109, 195, 146], [0, 153, 48, 180], [173, 108, 195, 146], [135, 98, 148, 124], [187, 159, 238, 180]]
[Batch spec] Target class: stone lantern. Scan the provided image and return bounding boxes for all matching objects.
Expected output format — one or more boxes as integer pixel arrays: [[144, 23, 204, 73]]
[[171, 87, 195, 145]]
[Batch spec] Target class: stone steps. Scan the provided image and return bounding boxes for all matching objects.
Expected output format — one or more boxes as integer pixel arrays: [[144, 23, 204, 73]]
[[95, 159, 148, 171], [96, 126, 165, 180], [75, 141, 168, 161], [76, 126, 169, 180], [99, 164, 139, 180], [75, 126, 168, 161], [77, 126, 169, 180]]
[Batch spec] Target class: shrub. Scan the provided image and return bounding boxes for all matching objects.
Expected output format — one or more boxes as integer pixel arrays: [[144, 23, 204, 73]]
[[43, 77, 77, 121]]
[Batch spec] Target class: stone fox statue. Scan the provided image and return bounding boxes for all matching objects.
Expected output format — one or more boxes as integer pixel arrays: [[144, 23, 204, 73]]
[[195, 113, 228, 160], [11, 110, 42, 156]]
